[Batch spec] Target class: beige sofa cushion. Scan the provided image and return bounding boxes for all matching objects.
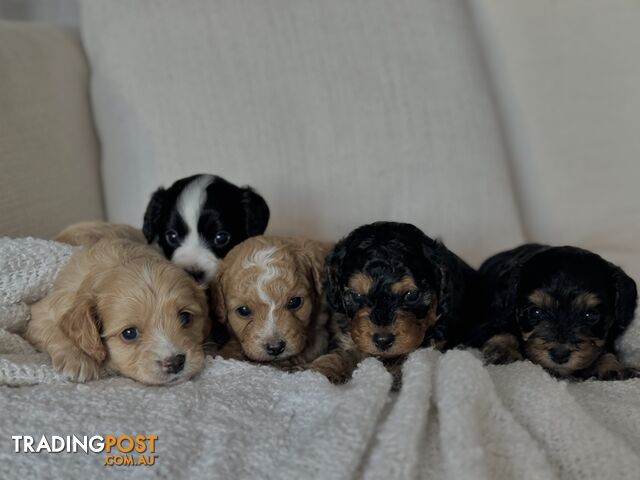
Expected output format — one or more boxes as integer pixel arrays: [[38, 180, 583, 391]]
[[80, 0, 524, 265], [0, 21, 104, 238]]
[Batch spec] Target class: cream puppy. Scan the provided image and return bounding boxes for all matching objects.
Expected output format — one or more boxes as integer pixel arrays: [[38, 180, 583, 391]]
[[214, 236, 333, 366], [27, 239, 210, 384]]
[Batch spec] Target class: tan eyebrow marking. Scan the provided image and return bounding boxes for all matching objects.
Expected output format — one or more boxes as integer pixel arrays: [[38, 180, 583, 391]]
[[528, 289, 558, 308], [348, 273, 373, 295], [573, 292, 601, 309], [391, 276, 418, 294]]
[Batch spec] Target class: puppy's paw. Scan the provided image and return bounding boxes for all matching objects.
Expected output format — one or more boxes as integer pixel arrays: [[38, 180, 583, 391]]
[[276, 362, 306, 374], [312, 365, 351, 384], [482, 334, 523, 365], [483, 345, 523, 365], [624, 367, 640, 379], [598, 367, 624, 381], [53, 351, 101, 382], [310, 358, 352, 384], [596, 365, 639, 381], [591, 353, 633, 381]]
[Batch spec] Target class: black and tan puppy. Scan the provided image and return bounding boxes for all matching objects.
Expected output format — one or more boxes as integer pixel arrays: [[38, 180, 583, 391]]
[[472, 244, 638, 380], [308, 221, 479, 384]]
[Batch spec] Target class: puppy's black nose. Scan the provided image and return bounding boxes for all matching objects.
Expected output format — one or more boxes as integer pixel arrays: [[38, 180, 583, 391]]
[[549, 347, 571, 364], [373, 333, 395, 351], [187, 269, 205, 283], [163, 354, 186, 374], [265, 340, 286, 357]]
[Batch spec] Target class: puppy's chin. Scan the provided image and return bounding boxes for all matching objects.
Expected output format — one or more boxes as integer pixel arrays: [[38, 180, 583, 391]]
[[110, 351, 206, 386], [350, 311, 428, 358], [524, 339, 602, 377], [351, 336, 421, 358]]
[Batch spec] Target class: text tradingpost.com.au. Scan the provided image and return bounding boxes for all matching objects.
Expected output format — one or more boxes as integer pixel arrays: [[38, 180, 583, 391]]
[[11, 434, 158, 467]]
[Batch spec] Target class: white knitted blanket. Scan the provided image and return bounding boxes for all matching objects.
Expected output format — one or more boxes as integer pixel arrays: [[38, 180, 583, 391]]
[[1, 238, 640, 479]]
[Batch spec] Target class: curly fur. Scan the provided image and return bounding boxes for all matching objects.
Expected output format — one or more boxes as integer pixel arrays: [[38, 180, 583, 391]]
[[213, 236, 333, 366], [54, 221, 146, 247], [313, 221, 479, 384], [27, 239, 210, 384], [471, 244, 638, 380]]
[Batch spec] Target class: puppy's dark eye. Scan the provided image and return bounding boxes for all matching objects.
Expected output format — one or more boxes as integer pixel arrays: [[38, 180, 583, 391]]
[[287, 297, 303, 310], [165, 229, 180, 247], [121, 328, 139, 341], [583, 311, 600, 324], [352, 292, 365, 303], [404, 291, 420, 304], [236, 306, 252, 318], [530, 307, 544, 319], [214, 231, 231, 248], [178, 311, 193, 326], [520, 307, 545, 330]]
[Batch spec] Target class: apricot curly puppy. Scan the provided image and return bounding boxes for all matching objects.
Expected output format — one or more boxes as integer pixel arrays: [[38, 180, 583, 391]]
[[213, 236, 333, 368]]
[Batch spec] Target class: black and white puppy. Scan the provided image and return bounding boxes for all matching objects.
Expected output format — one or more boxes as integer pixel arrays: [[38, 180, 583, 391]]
[[143, 174, 270, 283], [471, 244, 638, 380]]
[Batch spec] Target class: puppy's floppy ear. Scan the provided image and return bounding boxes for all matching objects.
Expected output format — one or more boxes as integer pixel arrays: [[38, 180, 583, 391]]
[[610, 265, 638, 334], [58, 285, 106, 365], [493, 267, 521, 319], [325, 242, 348, 313], [420, 238, 469, 321], [240, 187, 270, 237], [295, 240, 332, 297], [142, 187, 169, 243]]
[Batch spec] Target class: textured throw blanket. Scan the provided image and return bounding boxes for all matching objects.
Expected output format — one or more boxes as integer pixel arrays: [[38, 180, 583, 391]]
[[1, 238, 640, 479]]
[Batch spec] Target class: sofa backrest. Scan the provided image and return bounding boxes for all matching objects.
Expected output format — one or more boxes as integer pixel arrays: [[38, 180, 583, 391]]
[[0, 20, 104, 239], [79, 0, 525, 266], [471, 0, 640, 274]]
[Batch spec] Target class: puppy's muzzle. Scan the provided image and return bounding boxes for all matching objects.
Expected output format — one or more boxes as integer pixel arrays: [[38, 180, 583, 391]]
[[186, 269, 206, 283], [160, 354, 186, 374], [372, 332, 395, 352]]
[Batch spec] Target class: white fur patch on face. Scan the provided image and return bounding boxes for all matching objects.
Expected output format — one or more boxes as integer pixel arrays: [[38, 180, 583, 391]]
[[151, 325, 190, 383], [153, 326, 180, 360], [172, 175, 218, 281], [243, 246, 281, 339]]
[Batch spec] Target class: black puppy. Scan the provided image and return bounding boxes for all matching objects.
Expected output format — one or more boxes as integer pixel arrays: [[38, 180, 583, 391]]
[[308, 221, 479, 383], [472, 244, 638, 380], [143, 174, 269, 283]]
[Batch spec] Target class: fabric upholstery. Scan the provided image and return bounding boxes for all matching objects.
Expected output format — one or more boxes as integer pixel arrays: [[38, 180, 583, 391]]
[[470, 0, 640, 274], [79, 0, 525, 266], [0, 20, 104, 238]]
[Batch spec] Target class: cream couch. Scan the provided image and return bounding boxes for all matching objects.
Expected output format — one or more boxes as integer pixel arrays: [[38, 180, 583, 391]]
[[2, 1, 640, 273], [2, 2, 640, 477]]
